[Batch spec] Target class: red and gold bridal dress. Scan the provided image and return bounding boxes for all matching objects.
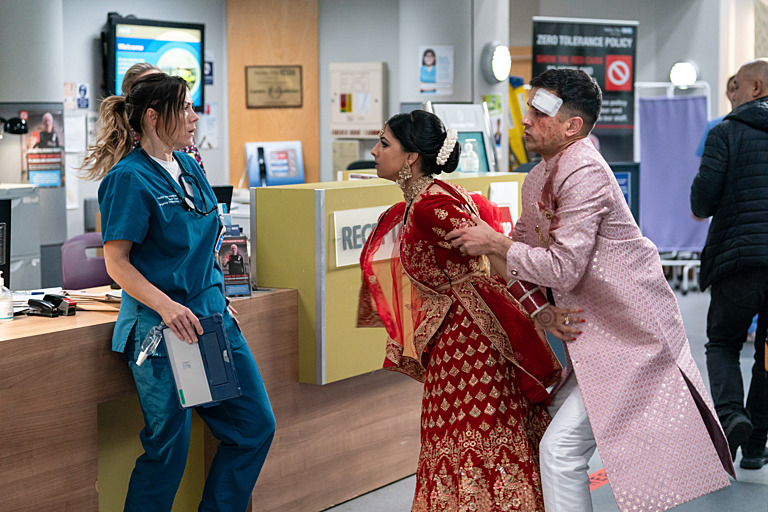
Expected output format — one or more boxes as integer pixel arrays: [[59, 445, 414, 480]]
[[358, 178, 561, 512]]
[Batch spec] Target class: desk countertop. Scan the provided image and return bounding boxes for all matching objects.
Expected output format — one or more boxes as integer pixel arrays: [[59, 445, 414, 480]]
[[0, 309, 118, 341]]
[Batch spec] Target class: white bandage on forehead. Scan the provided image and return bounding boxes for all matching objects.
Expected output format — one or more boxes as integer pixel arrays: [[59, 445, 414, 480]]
[[531, 88, 563, 117]]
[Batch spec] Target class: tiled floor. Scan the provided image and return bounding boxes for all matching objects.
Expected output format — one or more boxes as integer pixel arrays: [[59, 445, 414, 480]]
[[324, 290, 768, 511]]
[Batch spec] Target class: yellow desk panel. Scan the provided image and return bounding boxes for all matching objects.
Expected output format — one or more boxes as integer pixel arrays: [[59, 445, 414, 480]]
[[252, 173, 526, 384]]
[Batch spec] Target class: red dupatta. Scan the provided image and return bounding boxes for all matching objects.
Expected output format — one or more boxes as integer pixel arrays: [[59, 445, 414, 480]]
[[358, 182, 561, 399], [357, 201, 433, 378]]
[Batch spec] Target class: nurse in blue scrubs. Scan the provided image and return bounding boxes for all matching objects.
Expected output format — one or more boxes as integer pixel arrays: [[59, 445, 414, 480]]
[[81, 73, 275, 512]]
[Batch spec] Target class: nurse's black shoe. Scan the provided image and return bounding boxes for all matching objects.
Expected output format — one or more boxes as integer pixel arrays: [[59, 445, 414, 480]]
[[740, 446, 768, 470]]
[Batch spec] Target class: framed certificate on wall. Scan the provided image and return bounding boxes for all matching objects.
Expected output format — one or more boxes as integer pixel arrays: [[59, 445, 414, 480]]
[[246, 66, 303, 108]]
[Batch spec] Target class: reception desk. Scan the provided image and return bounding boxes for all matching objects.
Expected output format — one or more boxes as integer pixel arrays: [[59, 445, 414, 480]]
[[251, 173, 526, 385], [0, 288, 423, 511]]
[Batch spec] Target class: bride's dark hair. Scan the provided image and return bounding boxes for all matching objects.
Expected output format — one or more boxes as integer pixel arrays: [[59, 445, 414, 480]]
[[386, 110, 461, 175]]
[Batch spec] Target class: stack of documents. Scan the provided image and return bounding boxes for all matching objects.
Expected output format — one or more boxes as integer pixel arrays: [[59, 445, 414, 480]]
[[64, 287, 121, 311]]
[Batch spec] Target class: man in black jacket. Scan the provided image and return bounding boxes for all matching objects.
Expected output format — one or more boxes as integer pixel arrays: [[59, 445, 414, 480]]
[[691, 58, 768, 470]]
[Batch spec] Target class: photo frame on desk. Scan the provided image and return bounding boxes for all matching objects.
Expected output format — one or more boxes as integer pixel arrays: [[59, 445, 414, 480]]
[[245, 141, 305, 187]]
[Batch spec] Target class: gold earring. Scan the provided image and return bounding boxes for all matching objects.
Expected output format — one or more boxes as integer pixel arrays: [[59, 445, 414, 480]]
[[396, 161, 412, 189]]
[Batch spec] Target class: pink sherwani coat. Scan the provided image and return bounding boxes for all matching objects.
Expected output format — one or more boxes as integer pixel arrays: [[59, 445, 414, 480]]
[[506, 138, 733, 512]]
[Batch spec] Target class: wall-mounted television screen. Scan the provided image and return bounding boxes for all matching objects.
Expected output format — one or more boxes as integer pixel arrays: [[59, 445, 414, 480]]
[[102, 13, 205, 111]]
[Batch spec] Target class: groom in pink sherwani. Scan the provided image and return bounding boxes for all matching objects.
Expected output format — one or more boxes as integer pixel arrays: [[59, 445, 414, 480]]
[[447, 69, 733, 512]]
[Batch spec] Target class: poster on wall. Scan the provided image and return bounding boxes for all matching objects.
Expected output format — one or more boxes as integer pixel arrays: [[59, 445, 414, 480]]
[[329, 62, 386, 139], [19, 109, 65, 188], [245, 141, 305, 187], [483, 94, 504, 165], [532, 17, 637, 162], [419, 45, 454, 96]]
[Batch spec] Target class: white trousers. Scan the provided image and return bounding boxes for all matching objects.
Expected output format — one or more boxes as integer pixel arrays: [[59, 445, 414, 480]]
[[540, 373, 597, 512]]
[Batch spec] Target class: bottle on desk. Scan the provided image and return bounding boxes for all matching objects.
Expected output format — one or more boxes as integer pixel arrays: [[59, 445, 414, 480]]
[[0, 271, 12, 321], [459, 140, 479, 173]]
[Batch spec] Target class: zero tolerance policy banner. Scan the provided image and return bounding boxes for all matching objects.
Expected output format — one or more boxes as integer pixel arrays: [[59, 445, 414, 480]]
[[532, 17, 637, 161]]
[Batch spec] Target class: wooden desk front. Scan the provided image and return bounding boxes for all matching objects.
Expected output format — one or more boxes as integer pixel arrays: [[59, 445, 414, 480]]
[[0, 289, 422, 511]]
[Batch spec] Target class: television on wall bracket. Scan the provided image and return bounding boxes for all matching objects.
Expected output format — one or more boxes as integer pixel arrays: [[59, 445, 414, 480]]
[[102, 12, 205, 111]]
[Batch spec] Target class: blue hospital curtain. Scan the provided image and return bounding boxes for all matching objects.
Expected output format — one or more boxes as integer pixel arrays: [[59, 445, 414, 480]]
[[638, 95, 710, 252]]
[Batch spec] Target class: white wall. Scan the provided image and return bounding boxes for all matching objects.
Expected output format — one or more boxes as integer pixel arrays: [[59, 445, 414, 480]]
[[318, 0, 509, 181], [398, 0, 474, 104], [718, 0, 755, 114], [511, 0, 736, 118], [474, 0, 511, 168], [0, 0, 228, 240], [318, 0, 400, 181], [0, 0, 65, 102], [536, 0, 659, 82], [509, 0, 540, 47], [0, 0, 66, 184], [653, 0, 722, 116], [60, 0, 229, 238]]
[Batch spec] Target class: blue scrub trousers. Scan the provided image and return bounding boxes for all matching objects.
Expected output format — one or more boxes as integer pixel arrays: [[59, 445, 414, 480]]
[[124, 336, 276, 512]]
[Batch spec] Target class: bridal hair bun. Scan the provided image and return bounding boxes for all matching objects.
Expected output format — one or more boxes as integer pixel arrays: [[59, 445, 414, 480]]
[[436, 129, 458, 166]]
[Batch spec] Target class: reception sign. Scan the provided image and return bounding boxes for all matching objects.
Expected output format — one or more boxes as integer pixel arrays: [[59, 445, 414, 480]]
[[333, 205, 391, 268], [532, 17, 638, 161]]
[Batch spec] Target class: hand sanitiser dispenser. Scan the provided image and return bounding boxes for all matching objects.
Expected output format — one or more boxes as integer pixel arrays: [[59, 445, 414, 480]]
[[0, 271, 12, 321]]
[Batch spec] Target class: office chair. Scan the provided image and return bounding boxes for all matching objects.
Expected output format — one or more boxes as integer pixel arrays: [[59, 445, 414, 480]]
[[61, 232, 112, 290], [346, 160, 376, 170]]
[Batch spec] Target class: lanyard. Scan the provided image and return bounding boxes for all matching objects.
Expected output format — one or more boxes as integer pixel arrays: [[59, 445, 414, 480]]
[[141, 149, 217, 216]]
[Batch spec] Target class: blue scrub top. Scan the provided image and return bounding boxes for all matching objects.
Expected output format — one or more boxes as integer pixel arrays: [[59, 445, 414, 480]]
[[99, 148, 242, 354], [695, 115, 725, 157]]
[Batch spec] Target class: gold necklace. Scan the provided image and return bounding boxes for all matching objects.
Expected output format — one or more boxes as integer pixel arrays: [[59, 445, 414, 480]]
[[403, 175, 434, 204]]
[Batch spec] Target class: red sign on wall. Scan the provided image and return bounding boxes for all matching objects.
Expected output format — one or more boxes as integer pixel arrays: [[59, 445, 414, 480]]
[[605, 55, 633, 91]]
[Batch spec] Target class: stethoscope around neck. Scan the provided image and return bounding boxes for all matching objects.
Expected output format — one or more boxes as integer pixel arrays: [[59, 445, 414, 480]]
[[141, 149, 217, 216]]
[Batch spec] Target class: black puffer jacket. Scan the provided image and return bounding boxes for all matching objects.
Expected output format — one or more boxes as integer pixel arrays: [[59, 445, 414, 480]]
[[691, 96, 768, 290]]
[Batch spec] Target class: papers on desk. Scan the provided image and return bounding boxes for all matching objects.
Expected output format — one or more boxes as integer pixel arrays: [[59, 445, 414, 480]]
[[65, 288, 122, 311], [11, 286, 122, 312], [12, 287, 64, 306], [12, 287, 64, 314]]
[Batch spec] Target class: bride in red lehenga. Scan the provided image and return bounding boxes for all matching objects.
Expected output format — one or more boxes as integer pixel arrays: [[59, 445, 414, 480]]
[[357, 111, 567, 511]]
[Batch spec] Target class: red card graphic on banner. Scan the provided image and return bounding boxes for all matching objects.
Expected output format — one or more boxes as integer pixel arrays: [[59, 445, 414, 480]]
[[605, 55, 633, 91]]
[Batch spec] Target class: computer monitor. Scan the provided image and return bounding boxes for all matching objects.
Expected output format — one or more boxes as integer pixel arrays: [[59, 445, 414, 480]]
[[102, 13, 205, 111], [212, 185, 233, 211]]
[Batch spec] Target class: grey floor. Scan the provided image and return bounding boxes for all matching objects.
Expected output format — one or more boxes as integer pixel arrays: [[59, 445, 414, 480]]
[[324, 290, 768, 511]]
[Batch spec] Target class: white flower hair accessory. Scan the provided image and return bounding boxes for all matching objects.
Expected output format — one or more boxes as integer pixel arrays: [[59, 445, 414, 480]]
[[435, 128, 459, 165], [436, 128, 458, 166]]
